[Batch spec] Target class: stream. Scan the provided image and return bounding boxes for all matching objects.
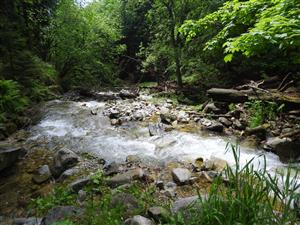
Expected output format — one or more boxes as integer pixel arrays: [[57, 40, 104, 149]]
[[28, 97, 292, 179]]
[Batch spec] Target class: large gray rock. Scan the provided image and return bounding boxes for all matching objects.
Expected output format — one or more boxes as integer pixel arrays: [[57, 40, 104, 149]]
[[264, 137, 290, 151], [172, 168, 191, 184], [201, 119, 224, 133], [69, 177, 91, 192], [110, 193, 139, 215], [218, 117, 232, 127], [107, 169, 144, 188], [41, 206, 83, 225], [0, 147, 26, 172], [123, 215, 154, 225], [51, 148, 79, 177], [32, 165, 52, 184], [203, 103, 222, 114]]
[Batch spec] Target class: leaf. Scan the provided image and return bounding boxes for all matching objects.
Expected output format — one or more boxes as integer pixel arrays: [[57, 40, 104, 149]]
[[224, 54, 233, 62]]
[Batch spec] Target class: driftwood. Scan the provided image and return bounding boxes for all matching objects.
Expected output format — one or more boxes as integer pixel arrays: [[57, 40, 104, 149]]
[[207, 88, 249, 103]]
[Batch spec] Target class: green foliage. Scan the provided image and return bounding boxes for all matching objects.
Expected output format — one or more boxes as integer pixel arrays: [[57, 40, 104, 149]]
[[29, 186, 76, 215], [49, 0, 125, 89], [180, 0, 300, 76], [0, 80, 28, 124], [246, 100, 284, 127], [170, 144, 299, 225]]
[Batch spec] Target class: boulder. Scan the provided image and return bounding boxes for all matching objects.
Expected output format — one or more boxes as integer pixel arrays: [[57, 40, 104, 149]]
[[107, 168, 144, 188], [263, 137, 290, 151], [103, 162, 122, 176], [123, 215, 154, 225], [109, 109, 120, 119], [201, 119, 224, 133], [172, 168, 191, 184], [203, 157, 227, 172], [160, 113, 177, 125], [58, 168, 80, 181], [69, 177, 91, 193], [41, 206, 83, 225], [274, 140, 300, 162], [110, 193, 139, 216], [148, 207, 170, 222], [119, 89, 139, 99], [51, 148, 79, 177], [203, 103, 222, 114], [32, 165, 52, 184], [0, 147, 26, 172], [218, 117, 232, 127]]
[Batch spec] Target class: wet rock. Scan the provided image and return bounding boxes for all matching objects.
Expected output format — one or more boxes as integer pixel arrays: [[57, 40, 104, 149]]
[[123, 215, 154, 225], [203, 157, 227, 172], [172, 168, 191, 184], [42, 206, 83, 225], [13, 217, 43, 225], [148, 206, 170, 222], [201, 119, 224, 133], [192, 158, 204, 171], [104, 162, 122, 176], [177, 111, 189, 123], [32, 165, 52, 184], [109, 109, 121, 119], [69, 177, 91, 193], [58, 168, 80, 181], [203, 102, 222, 114], [110, 193, 139, 215], [171, 196, 199, 214], [263, 137, 290, 151], [218, 117, 232, 127], [160, 113, 177, 125], [155, 180, 164, 190], [0, 147, 26, 172], [51, 148, 79, 177], [119, 89, 139, 99], [274, 140, 300, 162], [107, 168, 144, 188], [111, 119, 121, 126], [232, 120, 245, 130], [148, 123, 163, 136], [126, 155, 141, 164]]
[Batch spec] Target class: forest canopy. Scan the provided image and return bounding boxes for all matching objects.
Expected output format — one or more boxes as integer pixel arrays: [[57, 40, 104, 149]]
[[1, 0, 299, 135]]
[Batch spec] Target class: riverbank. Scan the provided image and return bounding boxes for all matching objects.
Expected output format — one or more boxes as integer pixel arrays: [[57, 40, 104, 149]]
[[0, 88, 300, 224]]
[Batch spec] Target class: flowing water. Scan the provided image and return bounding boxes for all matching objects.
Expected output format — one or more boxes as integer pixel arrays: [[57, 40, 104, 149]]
[[28, 98, 292, 179]]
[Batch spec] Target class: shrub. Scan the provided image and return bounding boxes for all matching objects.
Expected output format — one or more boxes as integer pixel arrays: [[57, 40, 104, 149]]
[[0, 79, 28, 124]]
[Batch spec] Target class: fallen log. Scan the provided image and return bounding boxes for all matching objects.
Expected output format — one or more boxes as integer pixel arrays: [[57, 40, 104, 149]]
[[207, 88, 249, 103]]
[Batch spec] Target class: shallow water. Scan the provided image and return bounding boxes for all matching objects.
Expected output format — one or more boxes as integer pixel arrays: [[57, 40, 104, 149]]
[[28, 99, 292, 178]]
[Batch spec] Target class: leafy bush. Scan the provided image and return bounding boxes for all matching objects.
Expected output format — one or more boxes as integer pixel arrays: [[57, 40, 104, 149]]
[[0, 80, 28, 124], [246, 100, 284, 127], [29, 186, 76, 215]]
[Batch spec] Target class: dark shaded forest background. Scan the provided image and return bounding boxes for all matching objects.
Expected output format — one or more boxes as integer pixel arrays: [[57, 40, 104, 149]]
[[1, 0, 299, 136]]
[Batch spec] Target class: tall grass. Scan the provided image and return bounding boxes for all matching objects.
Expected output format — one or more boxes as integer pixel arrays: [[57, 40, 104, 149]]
[[172, 144, 300, 225]]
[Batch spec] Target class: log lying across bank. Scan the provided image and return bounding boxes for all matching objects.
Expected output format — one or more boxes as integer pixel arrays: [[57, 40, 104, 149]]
[[207, 88, 300, 108]]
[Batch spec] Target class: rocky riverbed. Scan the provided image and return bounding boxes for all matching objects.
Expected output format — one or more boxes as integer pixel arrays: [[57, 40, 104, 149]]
[[0, 89, 299, 224]]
